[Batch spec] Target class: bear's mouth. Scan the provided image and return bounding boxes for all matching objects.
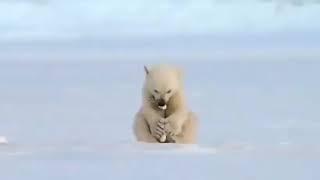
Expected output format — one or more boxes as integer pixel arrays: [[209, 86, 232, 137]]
[[157, 99, 167, 110], [149, 95, 168, 110], [158, 104, 167, 110]]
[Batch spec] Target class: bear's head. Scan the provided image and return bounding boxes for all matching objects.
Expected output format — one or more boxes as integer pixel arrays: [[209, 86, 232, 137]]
[[143, 64, 184, 111]]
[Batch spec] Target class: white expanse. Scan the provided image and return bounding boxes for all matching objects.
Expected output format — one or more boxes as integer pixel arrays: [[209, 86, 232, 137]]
[[1, 0, 320, 40], [1, 0, 320, 62], [0, 61, 320, 180], [1, 1, 320, 180]]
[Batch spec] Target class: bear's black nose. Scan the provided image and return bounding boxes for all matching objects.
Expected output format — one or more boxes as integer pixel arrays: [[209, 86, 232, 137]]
[[157, 99, 166, 107]]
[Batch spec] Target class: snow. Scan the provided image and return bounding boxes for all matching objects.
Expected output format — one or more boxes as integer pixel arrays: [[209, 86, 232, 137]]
[[0, 143, 320, 180], [1, 0, 320, 62], [0, 61, 320, 180], [1, 0, 320, 41], [1, 1, 320, 179]]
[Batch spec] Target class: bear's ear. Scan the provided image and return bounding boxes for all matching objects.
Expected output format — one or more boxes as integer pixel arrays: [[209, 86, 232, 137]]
[[144, 65, 149, 75]]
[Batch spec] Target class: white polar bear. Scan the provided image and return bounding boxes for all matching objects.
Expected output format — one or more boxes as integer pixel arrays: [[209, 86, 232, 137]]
[[133, 64, 198, 144]]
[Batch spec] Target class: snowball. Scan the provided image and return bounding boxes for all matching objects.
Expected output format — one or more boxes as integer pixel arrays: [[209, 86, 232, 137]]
[[160, 135, 167, 143]]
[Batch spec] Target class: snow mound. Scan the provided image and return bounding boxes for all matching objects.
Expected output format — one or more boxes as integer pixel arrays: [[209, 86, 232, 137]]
[[120, 143, 218, 154], [0, 142, 217, 157]]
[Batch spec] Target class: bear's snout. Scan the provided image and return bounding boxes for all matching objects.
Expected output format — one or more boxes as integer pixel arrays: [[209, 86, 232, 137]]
[[157, 99, 166, 107]]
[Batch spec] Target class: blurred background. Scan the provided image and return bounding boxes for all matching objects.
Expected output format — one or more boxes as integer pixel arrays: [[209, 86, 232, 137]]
[[1, 0, 320, 62]]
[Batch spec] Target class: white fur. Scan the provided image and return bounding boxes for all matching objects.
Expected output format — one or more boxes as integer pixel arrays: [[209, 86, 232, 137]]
[[133, 64, 198, 144]]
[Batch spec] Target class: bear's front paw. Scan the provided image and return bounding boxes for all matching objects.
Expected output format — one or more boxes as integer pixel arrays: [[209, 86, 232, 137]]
[[163, 119, 181, 137], [153, 119, 167, 142]]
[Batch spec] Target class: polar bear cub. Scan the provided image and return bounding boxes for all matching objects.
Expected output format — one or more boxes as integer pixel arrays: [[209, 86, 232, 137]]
[[133, 64, 198, 144]]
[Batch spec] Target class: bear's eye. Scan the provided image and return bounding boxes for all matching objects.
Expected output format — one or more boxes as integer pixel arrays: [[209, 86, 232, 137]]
[[154, 89, 159, 93], [166, 89, 172, 94]]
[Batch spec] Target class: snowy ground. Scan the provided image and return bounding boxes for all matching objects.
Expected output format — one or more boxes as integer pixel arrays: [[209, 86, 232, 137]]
[[0, 61, 320, 180], [1, 1, 320, 179]]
